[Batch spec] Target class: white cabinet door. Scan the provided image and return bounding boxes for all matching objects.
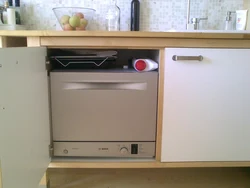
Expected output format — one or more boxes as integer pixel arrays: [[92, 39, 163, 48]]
[[162, 48, 250, 162], [0, 47, 50, 188]]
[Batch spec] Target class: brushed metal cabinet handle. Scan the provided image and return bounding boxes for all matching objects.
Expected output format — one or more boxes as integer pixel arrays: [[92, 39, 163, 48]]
[[172, 55, 203, 61]]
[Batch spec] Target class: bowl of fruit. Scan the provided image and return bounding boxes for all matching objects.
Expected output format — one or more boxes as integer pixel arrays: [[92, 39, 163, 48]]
[[53, 7, 96, 31]]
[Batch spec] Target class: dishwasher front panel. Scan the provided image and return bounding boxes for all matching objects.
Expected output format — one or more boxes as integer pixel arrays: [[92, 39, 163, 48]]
[[50, 71, 158, 142]]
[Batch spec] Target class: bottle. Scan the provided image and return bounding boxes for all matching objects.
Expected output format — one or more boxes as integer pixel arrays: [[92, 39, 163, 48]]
[[7, 7, 16, 25], [14, 0, 21, 24], [236, 10, 248, 30], [3, 1, 9, 24], [130, 0, 140, 31], [6, 0, 16, 25], [225, 11, 235, 30], [133, 59, 158, 72], [105, 0, 120, 31], [225, 20, 232, 30]]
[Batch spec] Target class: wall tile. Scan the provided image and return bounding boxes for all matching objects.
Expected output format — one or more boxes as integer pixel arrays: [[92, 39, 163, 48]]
[[4, 0, 243, 31]]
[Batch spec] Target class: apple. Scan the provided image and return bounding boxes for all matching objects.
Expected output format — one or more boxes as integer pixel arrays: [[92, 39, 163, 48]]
[[60, 15, 70, 25], [79, 18, 88, 27], [76, 26, 86, 31], [63, 23, 74, 31], [69, 15, 81, 28], [75, 12, 84, 19]]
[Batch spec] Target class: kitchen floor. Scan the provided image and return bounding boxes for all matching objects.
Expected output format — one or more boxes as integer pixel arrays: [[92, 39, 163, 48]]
[[48, 168, 250, 188]]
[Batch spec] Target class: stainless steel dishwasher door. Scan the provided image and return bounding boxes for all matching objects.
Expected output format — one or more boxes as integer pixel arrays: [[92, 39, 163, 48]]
[[50, 71, 158, 142]]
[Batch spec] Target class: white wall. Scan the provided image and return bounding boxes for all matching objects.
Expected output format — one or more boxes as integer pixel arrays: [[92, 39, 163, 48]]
[[244, 0, 250, 9], [16, 0, 244, 31]]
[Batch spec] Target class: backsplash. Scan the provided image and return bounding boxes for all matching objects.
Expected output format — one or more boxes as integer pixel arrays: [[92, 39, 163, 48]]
[[7, 0, 244, 31]]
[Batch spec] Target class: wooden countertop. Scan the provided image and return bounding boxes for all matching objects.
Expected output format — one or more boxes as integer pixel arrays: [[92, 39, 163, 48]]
[[1, 30, 250, 39]]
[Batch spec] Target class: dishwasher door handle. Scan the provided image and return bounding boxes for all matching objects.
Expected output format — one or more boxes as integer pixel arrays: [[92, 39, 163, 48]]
[[172, 55, 203, 61], [63, 82, 147, 91]]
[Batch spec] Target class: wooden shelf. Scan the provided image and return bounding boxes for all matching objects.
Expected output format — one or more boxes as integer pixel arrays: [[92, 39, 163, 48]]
[[49, 161, 250, 169]]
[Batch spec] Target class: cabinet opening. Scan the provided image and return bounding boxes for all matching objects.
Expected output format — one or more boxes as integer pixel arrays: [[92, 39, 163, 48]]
[[47, 48, 159, 160], [48, 49, 159, 72]]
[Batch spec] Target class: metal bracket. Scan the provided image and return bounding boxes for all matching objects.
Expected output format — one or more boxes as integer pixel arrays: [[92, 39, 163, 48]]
[[46, 60, 51, 77], [46, 62, 51, 71], [49, 145, 54, 158]]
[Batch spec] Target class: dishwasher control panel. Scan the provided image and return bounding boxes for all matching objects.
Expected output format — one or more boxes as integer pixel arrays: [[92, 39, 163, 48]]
[[53, 142, 155, 158]]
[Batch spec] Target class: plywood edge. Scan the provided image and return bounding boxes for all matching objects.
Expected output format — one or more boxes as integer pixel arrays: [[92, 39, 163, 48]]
[[27, 36, 41, 47], [0, 160, 2, 188], [48, 161, 250, 169], [155, 48, 165, 161], [41, 37, 250, 48], [39, 173, 48, 188], [0, 36, 7, 48]]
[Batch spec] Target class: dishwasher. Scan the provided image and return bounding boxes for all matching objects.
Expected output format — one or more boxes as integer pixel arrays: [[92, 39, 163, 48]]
[[49, 50, 159, 158]]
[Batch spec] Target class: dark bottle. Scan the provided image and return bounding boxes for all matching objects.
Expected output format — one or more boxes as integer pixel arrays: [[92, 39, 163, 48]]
[[130, 0, 140, 31], [8, 0, 13, 6], [15, 0, 21, 24], [15, 0, 20, 6]]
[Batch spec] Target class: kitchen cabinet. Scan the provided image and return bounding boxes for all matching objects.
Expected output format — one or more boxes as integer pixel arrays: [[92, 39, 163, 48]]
[[161, 48, 250, 162], [0, 47, 50, 188], [1, 32, 250, 188]]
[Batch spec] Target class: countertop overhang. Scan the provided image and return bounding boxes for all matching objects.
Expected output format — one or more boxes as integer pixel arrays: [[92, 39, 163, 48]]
[[0, 30, 250, 39]]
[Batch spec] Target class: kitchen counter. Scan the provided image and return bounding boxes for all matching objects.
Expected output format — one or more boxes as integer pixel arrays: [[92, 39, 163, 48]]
[[0, 30, 250, 39], [1, 29, 250, 188], [1, 29, 250, 170], [1, 30, 250, 49]]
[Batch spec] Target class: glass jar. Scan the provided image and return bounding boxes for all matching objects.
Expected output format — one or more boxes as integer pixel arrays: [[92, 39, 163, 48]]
[[105, 0, 120, 31]]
